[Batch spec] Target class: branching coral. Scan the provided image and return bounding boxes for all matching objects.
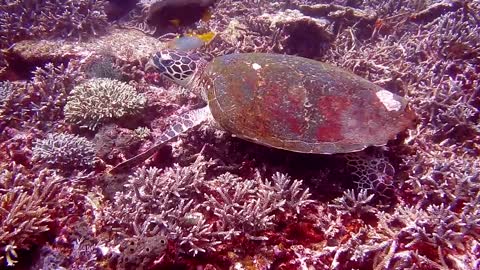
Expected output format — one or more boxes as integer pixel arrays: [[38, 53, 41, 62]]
[[0, 61, 82, 132], [64, 78, 146, 130], [0, 165, 66, 267], [0, 81, 14, 116], [0, 81, 13, 102], [0, 1, 479, 269], [0, 0, 109, 48], [329, 189, 376, 219], [362, 0, 436, 16], [357, 201, 480, 269], [204, 171, 312, 235], [32, 133, 97, 170], [101, 154, 313, 268]]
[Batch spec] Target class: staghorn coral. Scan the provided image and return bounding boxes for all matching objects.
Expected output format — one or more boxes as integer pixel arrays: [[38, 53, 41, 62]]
[[0, 81, 14, 116], [204, 171, 312, 235], [0, 0, 109, 48], [64, 78, 146, 130], [356, 201, 480, 269], [101, 154, 313, 268], [0, 61, 82, 132], [0, 164, 69, 267], [362, 0, 437, 16], [328, 189, 376, 219], [0, 81, 13, 102], [32, 133, 96, 170], [0, 1, 479, 269]]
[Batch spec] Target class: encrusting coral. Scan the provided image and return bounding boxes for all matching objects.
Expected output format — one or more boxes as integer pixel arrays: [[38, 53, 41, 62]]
[[64, 78, 147, 130]]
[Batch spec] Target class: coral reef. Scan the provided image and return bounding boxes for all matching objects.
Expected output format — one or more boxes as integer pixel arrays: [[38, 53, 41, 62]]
[[0, 0, 479, 269], [0, 163, 87, 267], [0, 61, 82, 132], [85, 54, 124, 81], [359, 202, 480, 269], [64, 78, 147, 130], [0, 81, 13, 102], [0, 0, 109, 48], [0, 81, 14, 116], [103, 155, 313, 269]]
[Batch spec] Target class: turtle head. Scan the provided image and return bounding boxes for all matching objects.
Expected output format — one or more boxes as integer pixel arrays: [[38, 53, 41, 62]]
[[146, 50, 204, 87]]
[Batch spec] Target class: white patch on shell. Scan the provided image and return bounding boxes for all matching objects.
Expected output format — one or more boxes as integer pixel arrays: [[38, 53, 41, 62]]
[[160, 52, 173, 60], [375, 90, 403, 111], [252, 63, 262, 70]]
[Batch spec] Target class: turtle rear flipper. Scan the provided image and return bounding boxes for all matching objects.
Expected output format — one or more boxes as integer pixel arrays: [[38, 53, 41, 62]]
[[109, 106, 211, 174]]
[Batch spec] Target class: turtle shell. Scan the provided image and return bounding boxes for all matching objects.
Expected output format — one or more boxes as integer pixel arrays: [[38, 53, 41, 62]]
[[201, 53, 415, 154]]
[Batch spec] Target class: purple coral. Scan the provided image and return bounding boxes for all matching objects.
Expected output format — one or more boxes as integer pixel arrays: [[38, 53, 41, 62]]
[[356, 202, 480, 269], [101, 154, 313, 268], [0, 0, 479, 269], [0, 165, 72, 267], [0, 62, 82, 132], [0, 0, 109, 48]]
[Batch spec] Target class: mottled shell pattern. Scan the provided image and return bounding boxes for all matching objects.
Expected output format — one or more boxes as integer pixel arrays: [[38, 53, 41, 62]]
[[149, 50, 415, 154]]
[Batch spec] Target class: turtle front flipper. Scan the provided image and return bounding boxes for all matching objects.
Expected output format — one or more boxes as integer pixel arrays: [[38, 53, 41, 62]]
[[109, 106, 211, 174]]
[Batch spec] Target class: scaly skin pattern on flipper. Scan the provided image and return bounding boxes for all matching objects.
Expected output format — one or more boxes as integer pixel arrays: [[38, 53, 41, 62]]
[[109, 106, 211, 174], [202, 53, 415, 154]]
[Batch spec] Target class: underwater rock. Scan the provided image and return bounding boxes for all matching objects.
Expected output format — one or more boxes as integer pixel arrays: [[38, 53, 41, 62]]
[[140, 0, 216, 21], [9, 28, 166, 65], [93, 124, 144, 163], [259, 9, 334, 57]]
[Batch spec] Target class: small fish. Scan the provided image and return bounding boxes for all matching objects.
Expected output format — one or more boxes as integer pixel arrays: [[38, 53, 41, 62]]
[[166, 32, 216, 51]]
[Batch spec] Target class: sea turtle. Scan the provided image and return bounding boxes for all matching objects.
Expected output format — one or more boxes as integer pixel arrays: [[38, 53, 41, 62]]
[[110, 50, 415, 173]]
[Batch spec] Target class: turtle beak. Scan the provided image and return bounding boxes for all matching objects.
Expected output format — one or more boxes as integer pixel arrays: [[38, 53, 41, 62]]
[[145, 58, 158, 72]]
